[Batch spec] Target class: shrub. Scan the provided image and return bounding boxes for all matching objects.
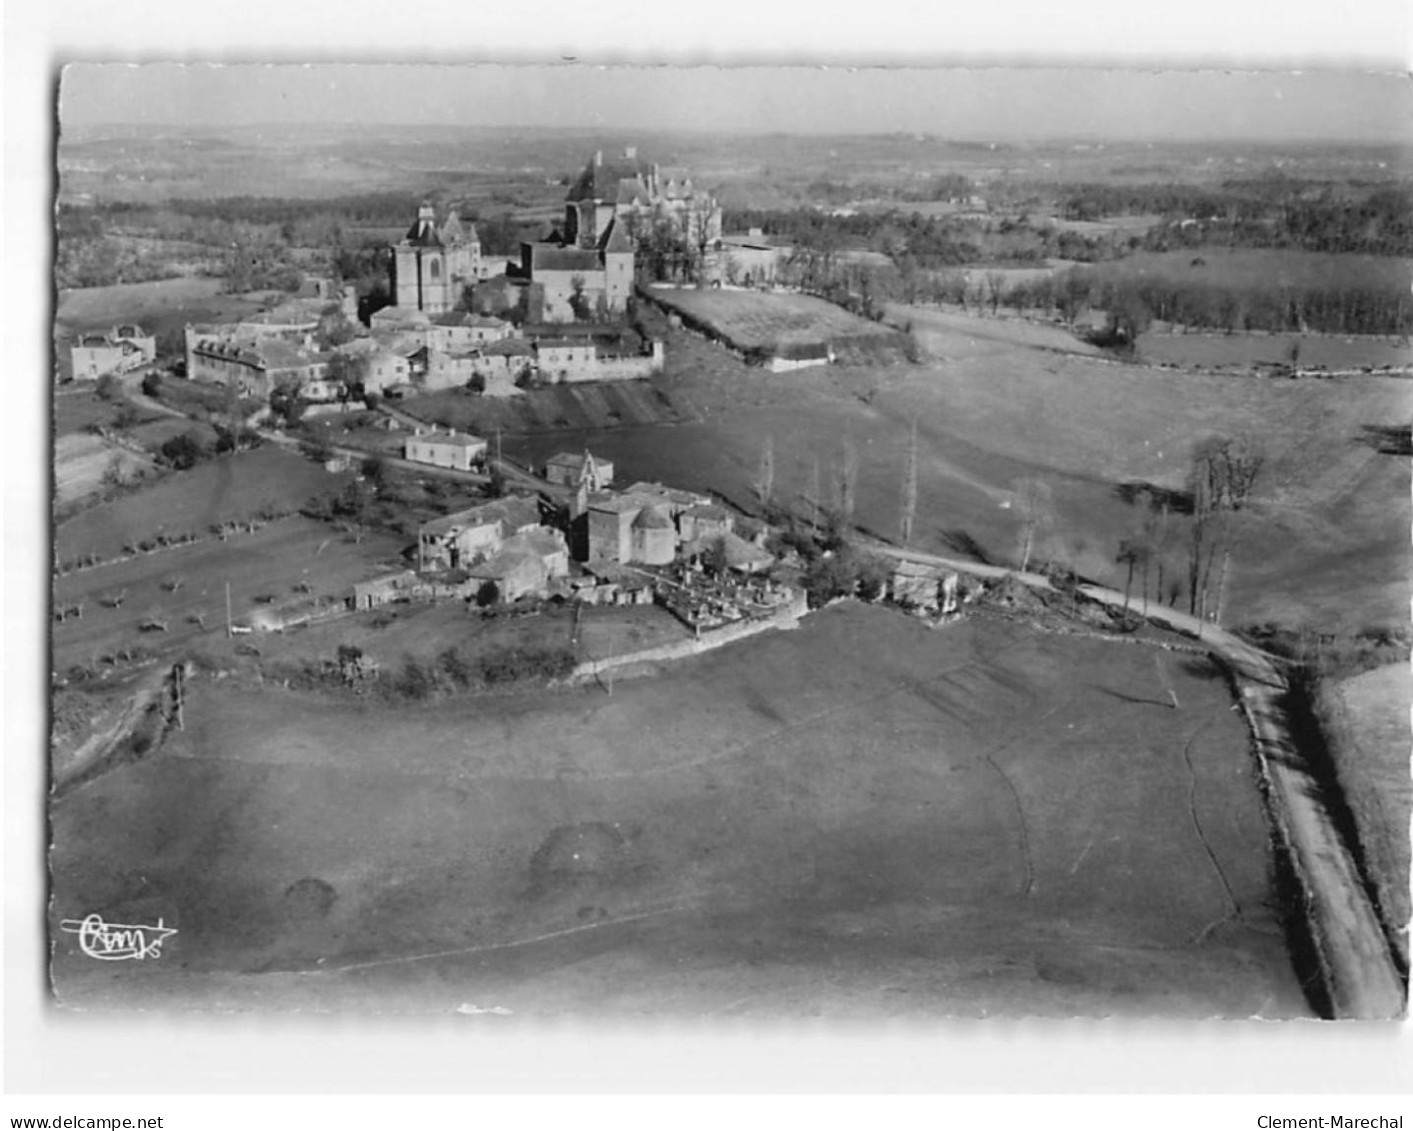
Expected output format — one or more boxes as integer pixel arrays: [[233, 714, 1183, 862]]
[[396, 656, 434, 700], [478, 644, 576, 685], [437, 646, 473, 688]]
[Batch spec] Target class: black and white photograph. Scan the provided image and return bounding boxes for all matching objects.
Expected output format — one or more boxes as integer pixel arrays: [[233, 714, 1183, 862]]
[[8, 0, 1413, 1110]]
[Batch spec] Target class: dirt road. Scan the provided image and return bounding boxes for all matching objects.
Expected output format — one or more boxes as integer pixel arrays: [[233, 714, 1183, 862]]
[[871, 541, 1407, 1019]]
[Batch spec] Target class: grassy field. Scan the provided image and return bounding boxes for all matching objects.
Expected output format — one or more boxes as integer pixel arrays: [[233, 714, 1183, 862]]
[[49, 601, 1306, 1018], [53, 433, 160, 508], [51, 515, 406, 673], [1094, 248, 1413, 295], [55, 445, 348, 564], [649, 287, 912, 364], [402, 380, 700, 438], [488, 310, 1409, 637], [244, 597, 690, 683], [52, 386, 144, 437], [1320, 662, 1412, 965]]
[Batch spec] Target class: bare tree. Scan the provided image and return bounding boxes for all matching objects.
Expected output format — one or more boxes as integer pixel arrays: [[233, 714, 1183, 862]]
[[753, 434, 775, 510], [1013, 478, 1053, 574], [900, 422, 918, 545], [837, 437, 859, 525], [985, 270, 1006, 316], [1187, 435, 1265, 624]]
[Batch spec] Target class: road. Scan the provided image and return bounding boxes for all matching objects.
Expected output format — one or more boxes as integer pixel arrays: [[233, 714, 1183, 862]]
[[869, 540, 1407, 1019]]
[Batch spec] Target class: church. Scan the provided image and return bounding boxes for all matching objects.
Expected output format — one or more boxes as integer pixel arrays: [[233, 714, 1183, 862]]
[[390, 203, 490, 315]]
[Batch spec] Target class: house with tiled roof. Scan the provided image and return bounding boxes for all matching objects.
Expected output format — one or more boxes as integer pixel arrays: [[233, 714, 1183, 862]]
[[544, 450, 614, 491], [185, 332, 329, 399], [427, 311, 516, 353], [417, 495, 543, 572], [404, 426, 488, 472], [69, 323, 155, 380]]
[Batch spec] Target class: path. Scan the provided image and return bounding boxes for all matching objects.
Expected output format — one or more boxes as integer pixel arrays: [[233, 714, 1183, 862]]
[[867, 539, 1406, 1019]]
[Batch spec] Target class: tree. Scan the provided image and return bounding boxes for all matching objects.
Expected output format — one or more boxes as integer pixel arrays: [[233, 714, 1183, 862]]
[[475, 580, 500, 608], [985, 270, 1005, 316], [837, 437, 859, 525], [568, 274, 591, 321], [1186, 435, 1265, 625], [1116, 538, 1147, 616], [141, 370, 162, 398], [361, 452, 390, 489], [702, 536, 729, 577], [1012, 477, 1053, 573], [467, 372, 487, 395], [753, 435, 775, 509], [160, 430, 210, 471], [899, 422, 919, 545]]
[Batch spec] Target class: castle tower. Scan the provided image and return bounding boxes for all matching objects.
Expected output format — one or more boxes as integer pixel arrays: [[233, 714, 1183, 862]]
[[390, 202, 481, 314]]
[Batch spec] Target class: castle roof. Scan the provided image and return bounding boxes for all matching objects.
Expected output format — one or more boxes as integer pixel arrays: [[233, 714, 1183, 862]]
[[600, 217, 635, 254], [566, 151, 653, 204], [413, 432, 487, 451]]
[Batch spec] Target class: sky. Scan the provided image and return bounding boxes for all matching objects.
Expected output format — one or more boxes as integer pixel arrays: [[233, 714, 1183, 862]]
[[57, 64, 1412, 143]]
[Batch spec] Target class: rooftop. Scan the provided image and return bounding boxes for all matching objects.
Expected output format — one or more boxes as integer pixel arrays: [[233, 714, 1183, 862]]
[[410, 432, 487, 451]]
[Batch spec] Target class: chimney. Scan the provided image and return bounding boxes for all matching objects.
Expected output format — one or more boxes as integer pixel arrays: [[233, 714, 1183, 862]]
[[594, 150, 602, 167], [418, 202, 435, 223]]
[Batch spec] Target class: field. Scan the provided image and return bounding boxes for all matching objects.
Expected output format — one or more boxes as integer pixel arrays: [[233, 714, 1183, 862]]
[[481, 310, 1411, 638], [403, 380, 699, 438], [51, 515, 406, 673], [53, 432, 159, 508], [49, 602, 1307, 1018], [244, 597, 691, 683], [1320, 663, 1413, 965], [648, 287, 912, 364], [1093, 248, 1413, 295], [55, 445, 349, 565]]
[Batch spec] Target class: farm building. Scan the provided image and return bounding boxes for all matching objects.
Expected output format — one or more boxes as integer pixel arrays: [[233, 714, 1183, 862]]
[[417, 495, 542, 572], [579, 560, 657, 606], [718, 228, 792, 287], [544, 450, 614, 490], [678, 502, 733, 543], [428, 311, 516, 352], [369, 306, 432, 333], [766, 341, 833, 372], [69, 324, 156, 380], [350, 569, 419, 610], [466, 527, 572, 603], [404, 428, 488, 472]]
